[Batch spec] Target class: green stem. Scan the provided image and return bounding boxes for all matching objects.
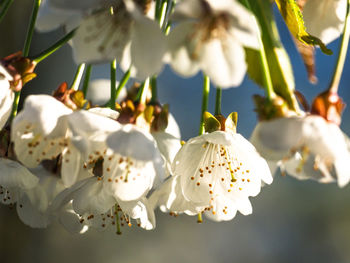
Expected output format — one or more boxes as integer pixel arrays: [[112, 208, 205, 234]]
[[9, 0, 41, 122], [23, 0, 41, 57], [9, 92, 20, 122], [329, 0, 350, 93], [32, 29, 76, 64], [150, 75, 158, 104], [0, 0, 13, 24], [164, 22, 172, 35], [215, 87, 222, 115], [155, 0, 162, 20], [158, 0, 168, 27], [258, 40, 276, 100], [115, 204, 122, 235], [163, 0, 175, 32], [82, 64, 92, 97], [109, 59, 117, 110], [199, 75, 210, 135], [70, 64, 85, 91], [243, 0, 276, 101], [115, 68, 131, 101]]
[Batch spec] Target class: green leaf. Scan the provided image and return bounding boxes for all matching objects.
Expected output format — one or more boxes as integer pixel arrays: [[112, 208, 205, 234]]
[[203, 112, 221, 133], [275, 0, 332, 55], [245, 0, 299, 111]]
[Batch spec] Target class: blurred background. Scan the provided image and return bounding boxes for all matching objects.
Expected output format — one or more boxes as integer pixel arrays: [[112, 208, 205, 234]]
[[1, 1, 350, 263]]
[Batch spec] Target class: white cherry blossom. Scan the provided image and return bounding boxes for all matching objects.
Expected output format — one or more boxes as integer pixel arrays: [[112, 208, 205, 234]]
[[52, 177, 155, 231], [11, 95, 117, 187], [72, 0, 166, 80], [50, 124, 163, 231], [250, 115, 350, 187], [10, 95, 84, 186], [166, 0, 260, 88], [152, 130, 272, 221], [302, 0, 347, 44], [0, 159, 85, 232]]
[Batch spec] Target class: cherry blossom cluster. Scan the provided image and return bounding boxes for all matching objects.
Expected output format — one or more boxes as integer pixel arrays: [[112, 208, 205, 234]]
[[0, 0, 349, 235]]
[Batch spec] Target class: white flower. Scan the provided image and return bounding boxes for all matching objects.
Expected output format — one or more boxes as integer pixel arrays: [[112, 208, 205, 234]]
[[52, 177, 155, 231], [0, 64, 14, 130], [51, 124, 164, 232], [250, 115, 350, 187], [10, 95, 83, 186], [166, 0, 260, 88], [302, 0, 347, 44], [152, 130, 272, 221], [11, 95, 115, 187], [0, 159, 85, 232], [72, 0, 166, 80]]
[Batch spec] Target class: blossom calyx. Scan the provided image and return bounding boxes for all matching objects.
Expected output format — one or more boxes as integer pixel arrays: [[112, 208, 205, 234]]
[[53, 82, 90, 110], [1, 51, 37, 92], [253, 95, 295, 121], [203, 111, 237, 133], [311, 90, 345, 126], [117, 99, 170, 132]]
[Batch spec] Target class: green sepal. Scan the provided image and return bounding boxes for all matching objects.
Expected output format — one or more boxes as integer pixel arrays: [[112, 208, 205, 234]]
[[144, 105, 154, 123], [203, 111, 221, 133], [71, 90, 90, 109], [275, 0, 332, 55], [225, 112, 238, 133]]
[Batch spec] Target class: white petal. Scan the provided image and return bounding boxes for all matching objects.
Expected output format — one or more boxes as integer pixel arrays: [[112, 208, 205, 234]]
[[167, 21, 201, 77], [72, 177, 116, 215], [0, 78, 14, 129], [204, 195, 238, 221], [152, 131, 181, 175], [235, 197, 253, 216], [130, 15, 166, 79], [60, 144, 83, 187], [72, 9, 131, 63], [171, 0, 204, 21], [250, 117, 304, 161], [0, 158, 39, 189], [36, 0, 81, 32], [103, 155, 156, 201], [59, 209, 89, 234], [16, 191, 50, 228], [150, 175, 199, 215], [303, 0, 347, 44], [199, 37, 246, 88], [106, 124, 159, 161], [12, 95, 71, 136], [118, 197, 156, 230]]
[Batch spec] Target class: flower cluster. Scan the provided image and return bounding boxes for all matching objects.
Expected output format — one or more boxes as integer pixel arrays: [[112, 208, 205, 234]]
[[0, 0, 349, 236]]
